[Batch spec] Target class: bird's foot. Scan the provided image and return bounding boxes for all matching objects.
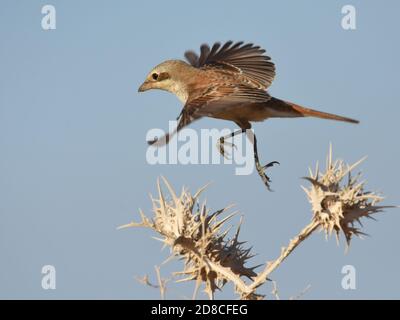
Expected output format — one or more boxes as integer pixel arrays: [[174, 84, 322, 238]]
[[217, 137, 237, 160], [256, 161, 280, 191], [147, 137, 158, 146]]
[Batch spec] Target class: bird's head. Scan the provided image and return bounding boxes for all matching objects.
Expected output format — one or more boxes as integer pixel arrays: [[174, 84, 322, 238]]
[[138, 60, 195, 103]]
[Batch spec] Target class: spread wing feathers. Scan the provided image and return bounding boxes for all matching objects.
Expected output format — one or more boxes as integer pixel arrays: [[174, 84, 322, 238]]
[[184, 51, 199, 67], [184, 41, 276, 89]]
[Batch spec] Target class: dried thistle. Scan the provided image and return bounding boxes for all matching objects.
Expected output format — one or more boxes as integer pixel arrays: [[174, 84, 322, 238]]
[[119, 177, 258, 299], [122, 146, 395, 299], [302, 145, 394, 247]]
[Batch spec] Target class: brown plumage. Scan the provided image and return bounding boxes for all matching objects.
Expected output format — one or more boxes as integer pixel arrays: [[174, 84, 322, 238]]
[[138, 41, 359, 189]]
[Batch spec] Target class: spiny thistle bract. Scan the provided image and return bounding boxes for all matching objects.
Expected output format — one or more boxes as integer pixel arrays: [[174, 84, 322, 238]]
[[119, 177, 260, 299], [302, 145, 393, 247], [121, 147, 394, 299]]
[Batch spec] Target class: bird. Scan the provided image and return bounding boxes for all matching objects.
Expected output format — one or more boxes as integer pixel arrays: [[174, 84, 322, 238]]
[[138, 41, 359, 190]]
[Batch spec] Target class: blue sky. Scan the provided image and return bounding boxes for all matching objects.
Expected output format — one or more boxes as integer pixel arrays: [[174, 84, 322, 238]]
[[0, 0, 399, 299]]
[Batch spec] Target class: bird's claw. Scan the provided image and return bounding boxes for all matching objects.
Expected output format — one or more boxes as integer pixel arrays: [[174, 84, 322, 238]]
[[217, 138, 237, 160], [147, 137, 158, 146], [256, 161, 279, 191], [263, 161, 280, 169]]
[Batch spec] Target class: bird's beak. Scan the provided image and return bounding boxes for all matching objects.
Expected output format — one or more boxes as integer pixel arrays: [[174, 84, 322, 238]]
[[138, 81, 151, 92]]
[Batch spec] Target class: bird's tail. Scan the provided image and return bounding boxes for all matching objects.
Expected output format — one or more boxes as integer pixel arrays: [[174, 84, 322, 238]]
[[284, 100, 359, 124]]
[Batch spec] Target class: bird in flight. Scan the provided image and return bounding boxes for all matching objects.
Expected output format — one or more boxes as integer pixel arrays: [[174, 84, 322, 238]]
[[138, 41, 359, 190]]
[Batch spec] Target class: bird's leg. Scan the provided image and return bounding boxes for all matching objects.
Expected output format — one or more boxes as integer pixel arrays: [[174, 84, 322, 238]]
[[247, 130, 280, 191], [217, 129, 245, 159]]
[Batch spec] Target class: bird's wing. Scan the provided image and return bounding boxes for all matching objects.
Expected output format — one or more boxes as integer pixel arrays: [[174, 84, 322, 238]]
[[184, 41, 276, 90], [148, 84, 270, 147], [185, 83, 271, 117]]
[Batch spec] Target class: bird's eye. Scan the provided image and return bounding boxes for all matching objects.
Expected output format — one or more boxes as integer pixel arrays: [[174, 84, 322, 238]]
[[152, 73, 159, 80]]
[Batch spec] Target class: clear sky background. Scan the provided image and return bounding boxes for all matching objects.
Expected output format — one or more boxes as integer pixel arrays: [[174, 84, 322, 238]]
[[1, 0, 399, 299]]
